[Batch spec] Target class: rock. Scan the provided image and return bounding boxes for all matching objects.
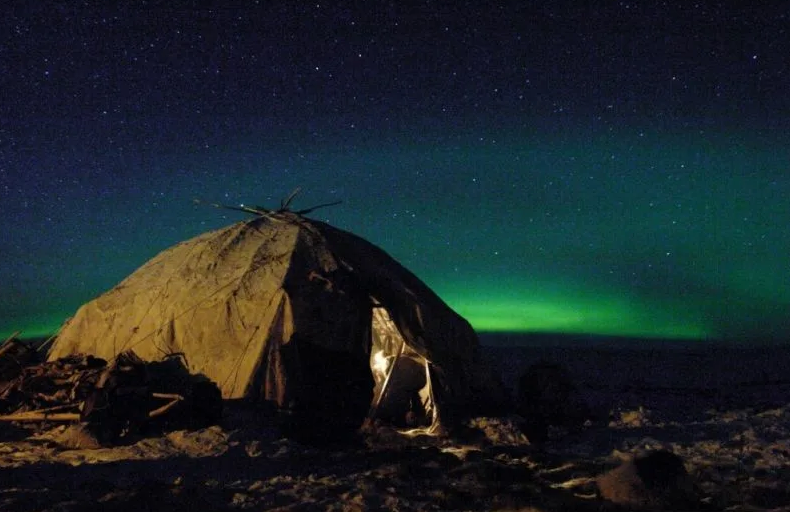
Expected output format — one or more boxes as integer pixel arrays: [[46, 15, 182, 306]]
[[51, 423, 103, 450], [465, 416, 530, 446], [597, 450, 701, 510], [611, 406, 655, 428]]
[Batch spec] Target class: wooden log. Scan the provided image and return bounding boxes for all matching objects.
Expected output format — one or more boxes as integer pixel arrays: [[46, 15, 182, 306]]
[[0, 410, 80, 422], [0, 331, 23, 358], [0, 392, 186, 423], [148, 393, 184, 418], [21, 403, 76, 415]]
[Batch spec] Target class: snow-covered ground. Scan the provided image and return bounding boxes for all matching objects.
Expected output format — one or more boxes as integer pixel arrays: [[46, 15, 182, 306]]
[[0, 342, 788, 511], [486, 342, 790, 511]]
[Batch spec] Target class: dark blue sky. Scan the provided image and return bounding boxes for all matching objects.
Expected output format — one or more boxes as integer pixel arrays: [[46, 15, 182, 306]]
[[2, 2, 789, 342]]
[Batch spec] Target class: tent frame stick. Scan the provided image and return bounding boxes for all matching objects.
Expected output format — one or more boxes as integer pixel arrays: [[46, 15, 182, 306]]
[[368, 341, 405, 419], [148, 393, 184, 418], [424, 360, 442, 434], [0, 331, 22, 358]]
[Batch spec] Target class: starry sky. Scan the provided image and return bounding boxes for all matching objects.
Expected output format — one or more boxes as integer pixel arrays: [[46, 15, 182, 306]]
[[2, 2, 789, 343]]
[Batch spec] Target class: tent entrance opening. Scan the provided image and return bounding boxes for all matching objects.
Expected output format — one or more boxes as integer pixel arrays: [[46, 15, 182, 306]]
[[369, 305, 436, 428]]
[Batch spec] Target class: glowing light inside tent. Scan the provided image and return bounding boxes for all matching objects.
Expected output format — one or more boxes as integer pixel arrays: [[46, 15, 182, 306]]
[[372, 350, 391, 377]]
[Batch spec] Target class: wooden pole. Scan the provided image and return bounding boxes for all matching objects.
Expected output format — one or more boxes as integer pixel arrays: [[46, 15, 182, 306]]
[[148, 393, 184, 418], [367, 341, 405, 420], [0, 393, 186, 422], [0, 331, 22, 358], [0, 410, 80, 422]]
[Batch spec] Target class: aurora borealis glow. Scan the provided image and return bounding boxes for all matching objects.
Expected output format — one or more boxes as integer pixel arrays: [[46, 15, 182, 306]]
[[2, 3, 789, 343]]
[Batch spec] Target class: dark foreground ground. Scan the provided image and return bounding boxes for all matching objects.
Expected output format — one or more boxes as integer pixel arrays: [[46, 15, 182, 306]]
[[0, 338, 789, 511]]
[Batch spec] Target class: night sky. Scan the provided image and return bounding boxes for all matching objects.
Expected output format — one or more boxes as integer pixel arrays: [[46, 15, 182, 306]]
[[2, 2, 789, 343]]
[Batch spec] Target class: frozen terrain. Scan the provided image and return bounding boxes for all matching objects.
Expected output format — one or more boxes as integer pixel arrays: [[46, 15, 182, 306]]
[[1, 339, 788, 511]]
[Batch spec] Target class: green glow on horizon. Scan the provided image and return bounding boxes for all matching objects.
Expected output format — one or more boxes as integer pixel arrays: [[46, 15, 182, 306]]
[[453, 300, 711, 339], [3, 127, 789, 345], [3, 289, 713, 342], [438, 280, 714, 340], [1, 320, 63, 340], [457, 304, 711, 339]]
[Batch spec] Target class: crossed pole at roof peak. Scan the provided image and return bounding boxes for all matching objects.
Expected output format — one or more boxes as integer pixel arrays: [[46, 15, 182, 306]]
[[193, 187, 342, 217]]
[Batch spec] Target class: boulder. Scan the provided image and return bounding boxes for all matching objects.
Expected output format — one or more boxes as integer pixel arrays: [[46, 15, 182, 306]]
[[597, 450, 701, 510]]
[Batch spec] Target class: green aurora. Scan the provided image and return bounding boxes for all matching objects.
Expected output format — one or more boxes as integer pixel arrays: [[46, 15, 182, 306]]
[[3, 127, 789, 343]]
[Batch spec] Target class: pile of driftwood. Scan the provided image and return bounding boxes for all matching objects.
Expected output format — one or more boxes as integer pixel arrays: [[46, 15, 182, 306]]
[[0, 335, 222, 443]]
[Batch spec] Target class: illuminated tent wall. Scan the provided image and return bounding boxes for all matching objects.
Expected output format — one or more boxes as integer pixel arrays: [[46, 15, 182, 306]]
[[48, 211, 504, 433]]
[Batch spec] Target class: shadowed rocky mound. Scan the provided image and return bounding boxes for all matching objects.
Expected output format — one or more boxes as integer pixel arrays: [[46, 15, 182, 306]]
[[597, 450, 704, 510]]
